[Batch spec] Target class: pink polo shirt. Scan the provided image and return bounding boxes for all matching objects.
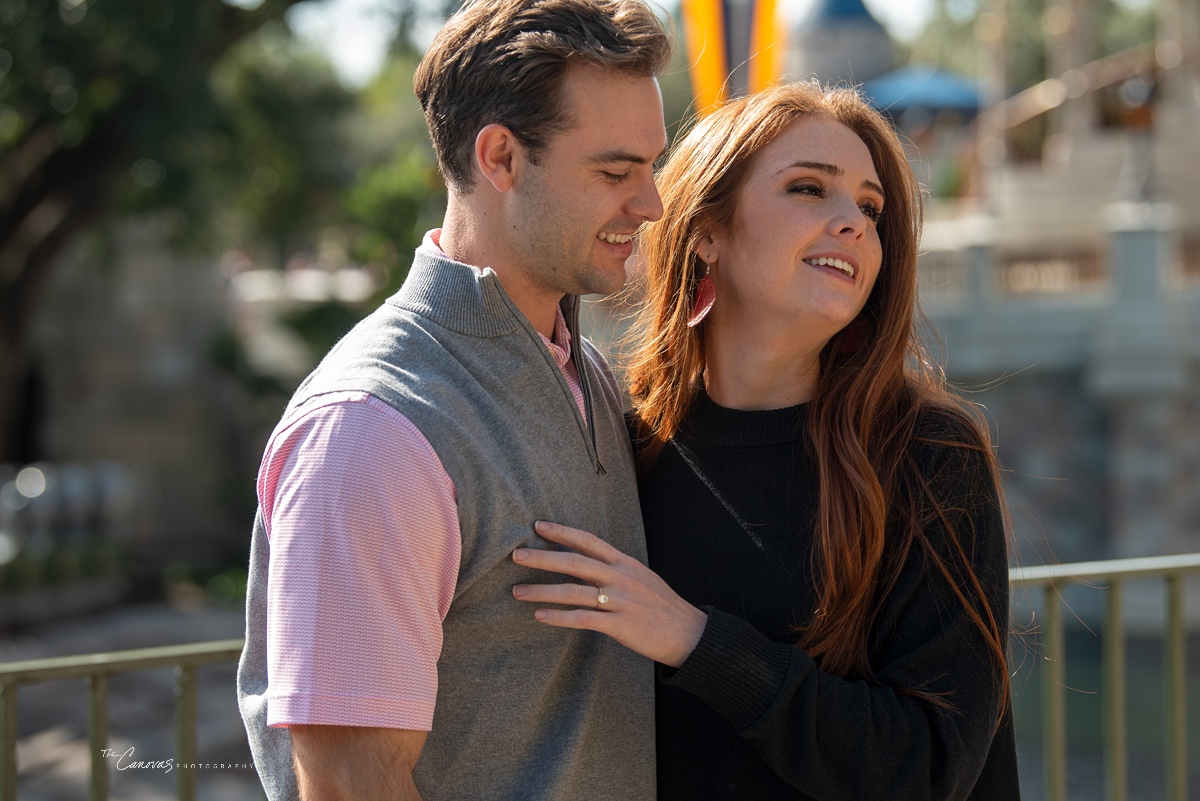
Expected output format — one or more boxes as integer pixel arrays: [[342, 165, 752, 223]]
[[261, 230, 586, 730]]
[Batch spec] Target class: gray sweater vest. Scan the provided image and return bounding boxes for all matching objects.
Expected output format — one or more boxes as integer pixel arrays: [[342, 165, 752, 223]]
[[237, 251, 655, 800]]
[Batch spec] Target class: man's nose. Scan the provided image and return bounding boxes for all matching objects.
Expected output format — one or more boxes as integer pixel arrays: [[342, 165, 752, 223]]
[[631, 172, 664, 223]]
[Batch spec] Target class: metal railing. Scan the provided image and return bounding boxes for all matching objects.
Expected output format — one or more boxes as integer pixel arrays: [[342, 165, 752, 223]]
[[1011, 553, 1200, 801], [0, 639, 244, 801], [0, 553, 1197, 801]]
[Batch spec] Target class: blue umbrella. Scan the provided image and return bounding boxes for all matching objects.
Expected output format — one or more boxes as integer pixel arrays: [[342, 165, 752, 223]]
[[863, 65, 982, 113]]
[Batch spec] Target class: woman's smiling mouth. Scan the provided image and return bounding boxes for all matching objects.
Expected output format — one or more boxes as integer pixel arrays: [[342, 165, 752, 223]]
[[803, 256, 855, 278]]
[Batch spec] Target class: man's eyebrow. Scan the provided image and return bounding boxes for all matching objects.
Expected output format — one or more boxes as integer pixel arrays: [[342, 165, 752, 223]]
[[781, 160, 886, 199], [588, 146, 668, 166]]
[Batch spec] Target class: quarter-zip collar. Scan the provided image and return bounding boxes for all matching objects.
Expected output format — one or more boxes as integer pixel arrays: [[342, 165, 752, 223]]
[[390, 246, 604, 474]]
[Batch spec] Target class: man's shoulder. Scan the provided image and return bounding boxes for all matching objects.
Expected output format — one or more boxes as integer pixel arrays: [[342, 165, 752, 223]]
[[575, 333, 618, 373], [261, 391, 445, 495], [275, 390, 420, 438], [292, 299, 453, 395]]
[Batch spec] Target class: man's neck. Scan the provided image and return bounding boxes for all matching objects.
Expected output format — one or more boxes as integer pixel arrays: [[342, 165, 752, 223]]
[[439, 196, 563, 339]]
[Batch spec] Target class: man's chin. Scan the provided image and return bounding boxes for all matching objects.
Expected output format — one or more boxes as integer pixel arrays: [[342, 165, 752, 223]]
[[580, 261, 628, 297], [579, 281, 626, 299]]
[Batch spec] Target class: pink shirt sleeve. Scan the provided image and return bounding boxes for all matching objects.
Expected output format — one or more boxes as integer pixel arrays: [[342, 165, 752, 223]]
[[259, 390, 460, 731]]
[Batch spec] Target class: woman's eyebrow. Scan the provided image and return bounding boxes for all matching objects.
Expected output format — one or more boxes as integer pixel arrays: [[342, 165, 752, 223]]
[[782, 160, 841, 177], [779, 160, 885, 198]]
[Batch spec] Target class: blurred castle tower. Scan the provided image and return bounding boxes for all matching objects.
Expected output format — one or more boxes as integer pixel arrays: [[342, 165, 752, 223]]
[[782, 0, 894, 85]]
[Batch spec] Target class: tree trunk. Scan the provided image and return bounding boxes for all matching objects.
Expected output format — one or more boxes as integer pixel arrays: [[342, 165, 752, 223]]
[[0, 333, 31, 467], [0, 133, 118, 464]]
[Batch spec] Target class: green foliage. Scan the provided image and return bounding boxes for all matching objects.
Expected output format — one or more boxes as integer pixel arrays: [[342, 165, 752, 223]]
[[0, 541, 124, 594], [0, 0, 412, 268], [204, 23, 358, 257], [0, 0, 313, 225], [903, 0, 1159, 164], [280, 301, 365, 358], [208, 326, 289, 398], [0, 0, 213, 163], [205, 566, 247, 605], [1096, 1, 1157, 59], [658, 7, 703, 145], [339, 51, 447, 289], [345, 145, 444, 289], [905, 0, 983, 80], [2, 0, 447, 371], [0, 1, 323, 474], [160, 560, 247, 606], [1004, 0, 1049, 91]]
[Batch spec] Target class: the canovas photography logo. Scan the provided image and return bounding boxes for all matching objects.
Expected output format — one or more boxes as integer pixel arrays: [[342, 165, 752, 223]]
[[98, 747, 252, 773]]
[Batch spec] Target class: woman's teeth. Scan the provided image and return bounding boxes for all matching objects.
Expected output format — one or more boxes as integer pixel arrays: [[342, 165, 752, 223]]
[[805, 256, 854, 277], [598, 233, 632, 244]]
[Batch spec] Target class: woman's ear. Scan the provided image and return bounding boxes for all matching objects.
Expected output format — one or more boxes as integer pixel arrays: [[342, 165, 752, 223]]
[[693, 231, 719, 265], [474, 124, 521, 193]]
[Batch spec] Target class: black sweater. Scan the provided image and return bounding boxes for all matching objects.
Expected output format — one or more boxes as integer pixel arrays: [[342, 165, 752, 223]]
[[639, 389, 1020, 800]]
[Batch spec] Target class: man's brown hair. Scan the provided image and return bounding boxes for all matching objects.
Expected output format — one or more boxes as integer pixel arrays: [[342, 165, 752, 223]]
[[414, 0, 671, 192]]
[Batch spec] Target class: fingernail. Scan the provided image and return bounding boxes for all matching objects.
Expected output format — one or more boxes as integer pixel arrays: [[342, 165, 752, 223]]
[[534, 521, 550, 532], [513, 549, 528, 562], [535, 610, 548, 621], [512, 585, 527, 598]]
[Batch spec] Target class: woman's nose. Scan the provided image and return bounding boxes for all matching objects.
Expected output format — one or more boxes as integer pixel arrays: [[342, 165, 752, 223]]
[[829, 194, 866, 237]]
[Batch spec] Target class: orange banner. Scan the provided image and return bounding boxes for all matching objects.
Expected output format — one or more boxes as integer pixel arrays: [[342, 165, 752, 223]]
[[681, 0, 785, 115], [748, 0, 782, 95], [681, 0, 728, 116]]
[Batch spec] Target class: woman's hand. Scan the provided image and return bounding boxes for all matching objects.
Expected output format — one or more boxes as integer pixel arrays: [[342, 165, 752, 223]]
[[512, 521, 708, 668]]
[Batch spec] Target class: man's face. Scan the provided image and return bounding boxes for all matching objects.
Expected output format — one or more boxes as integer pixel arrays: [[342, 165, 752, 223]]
[[509, 64, 667, 299]]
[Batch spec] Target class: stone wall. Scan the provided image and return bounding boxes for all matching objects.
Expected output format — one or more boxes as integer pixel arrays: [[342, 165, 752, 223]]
[[924, 205, 1200, 565], [962, 370, 1110, 567], [28, 219, 263, 573]]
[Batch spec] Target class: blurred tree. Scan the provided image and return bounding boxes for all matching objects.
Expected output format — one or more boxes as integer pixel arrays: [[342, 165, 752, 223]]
[[0, 0, 322, 464], [0, 0, 454, 465], [0, 0, 697, 465], [204, 20, 359, 262], [904, 0, 1158, 164], [341, 50, 447, 295]]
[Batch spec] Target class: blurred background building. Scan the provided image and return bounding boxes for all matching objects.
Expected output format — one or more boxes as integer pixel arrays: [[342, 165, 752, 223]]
[[1, 0, 1197, 798]]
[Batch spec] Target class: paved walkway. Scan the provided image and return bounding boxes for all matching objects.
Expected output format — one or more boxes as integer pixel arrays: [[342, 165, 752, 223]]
[[1, 601, 262, 801]]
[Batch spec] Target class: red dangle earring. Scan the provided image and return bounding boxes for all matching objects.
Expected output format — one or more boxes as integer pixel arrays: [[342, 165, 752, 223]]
[[687, 256, 716, 328]]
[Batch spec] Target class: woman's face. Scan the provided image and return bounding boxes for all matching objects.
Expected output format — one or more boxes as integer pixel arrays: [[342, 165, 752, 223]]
[[705, 115, 884, 344]]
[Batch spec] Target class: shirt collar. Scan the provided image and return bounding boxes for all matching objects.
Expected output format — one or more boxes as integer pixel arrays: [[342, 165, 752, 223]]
[[420, 228, 573, 365]]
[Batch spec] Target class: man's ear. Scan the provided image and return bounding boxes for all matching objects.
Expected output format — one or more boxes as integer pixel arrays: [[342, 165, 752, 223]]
[[474, 124, 522, 193]]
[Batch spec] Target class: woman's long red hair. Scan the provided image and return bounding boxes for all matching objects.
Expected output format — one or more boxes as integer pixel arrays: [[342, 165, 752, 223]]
[[626, 81, 1010, 719]]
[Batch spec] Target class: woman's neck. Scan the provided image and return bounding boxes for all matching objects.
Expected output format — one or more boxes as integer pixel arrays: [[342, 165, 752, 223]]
[[702, 318, 825, 410]]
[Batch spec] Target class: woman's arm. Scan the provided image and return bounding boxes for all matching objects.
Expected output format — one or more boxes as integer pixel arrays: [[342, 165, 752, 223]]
[[513, 445, 1012, 800], [662, 520, 1011, 800]]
